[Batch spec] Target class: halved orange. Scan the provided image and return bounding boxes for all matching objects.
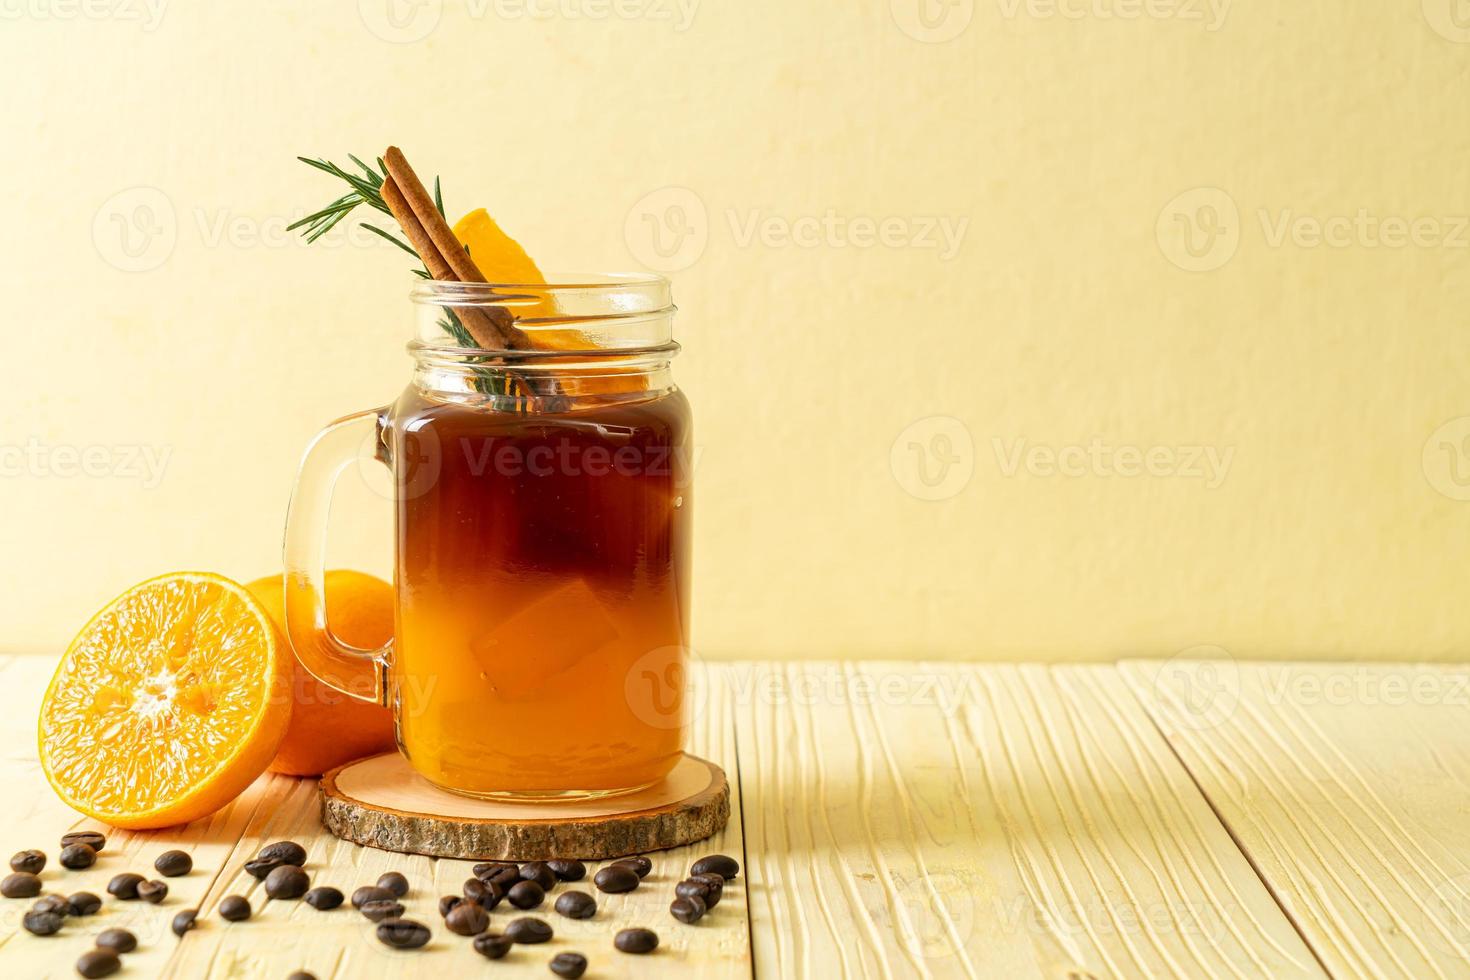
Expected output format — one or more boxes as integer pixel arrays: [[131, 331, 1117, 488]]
[[38, 572, 292, 829]]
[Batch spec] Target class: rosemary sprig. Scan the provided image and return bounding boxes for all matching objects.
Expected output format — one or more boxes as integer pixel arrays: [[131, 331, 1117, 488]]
[[293, 153, 510, 397]]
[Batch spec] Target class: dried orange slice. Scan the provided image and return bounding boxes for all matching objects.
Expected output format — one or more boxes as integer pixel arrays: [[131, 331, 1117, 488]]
[[38, 572, 291, 829], [453, 208, 545, 285]]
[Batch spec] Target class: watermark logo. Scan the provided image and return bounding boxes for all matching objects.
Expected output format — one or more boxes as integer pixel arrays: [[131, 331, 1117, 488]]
[[93, 186, 176, 273], [891, 871, 978, 958], [624, 645, 707, 729], [1423, 416, 1470, 501], [891, 416, 975, 501], [1151, 645, 1239, 731], [1425, 874, 1470, 955], [1423, 0, 1470, 43], [625, 187, 709, 273], [1156, 187, 1239, 272], [358, 0, 442, 42], [891, 0, 974, 42], [992, 438, 1233, 488]]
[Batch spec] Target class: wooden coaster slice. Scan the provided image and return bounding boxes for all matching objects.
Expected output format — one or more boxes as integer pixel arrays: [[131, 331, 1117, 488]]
[[319, 752, 729, 861]]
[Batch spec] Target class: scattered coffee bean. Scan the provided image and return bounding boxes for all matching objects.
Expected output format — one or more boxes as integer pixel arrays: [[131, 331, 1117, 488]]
[[473, 932, 512, 960], [68, 892, 102, 916], [10, 849, 46, 874], [690, 854, 740, 880], [463, 877, 496, 907], [376, 918, 431, 949], [243, 858, 280, 879], [546, 859, 586, 882], [106, 875, 143, 899], [549, 951, 589, 978], [438, 894, 463, 917], [2, 871, 43, 898], [359, 899, 405, 922], [614, 927, 660, 954], [376, 871, 409, 897], [137, 880, 168, 904], [75, 949, 121, 979], [264, 864, 310, 900], [304, 886, 343, 910], [95, 927, 138, 953], [287, 973, 317, 980], [59, 843, 97, 870], [489, 867, 521, 891], [352, 885, 395, 908], [686, 874, 724, 908], [675, 879, 711, 901], [671, 895, 706, 924], [507, 880, 545, 909], [593, 865, 639, 894], [445, 900, 489, 936], [613, 855, 652, 878], [171, 908, 198, 936], [504, 916, 554, 944], [154, 850, 192, 877], [520, 862, 556, 890], [473, 861, 517, 880], [219, 895, 252, 921], [554, 890, 597, 920], [60, 831, 106, 853], [33, 894, 71, 916], [257, 840, 307, 866], [23, 909, 63, 935]]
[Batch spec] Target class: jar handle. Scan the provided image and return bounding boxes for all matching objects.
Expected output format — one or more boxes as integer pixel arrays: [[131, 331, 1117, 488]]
[[282, 408, 392, 706]]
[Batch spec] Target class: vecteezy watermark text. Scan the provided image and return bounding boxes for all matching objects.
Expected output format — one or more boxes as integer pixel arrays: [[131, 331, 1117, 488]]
[[0, 438, 172, 489], [992, 437, 1234, 488], [0, 0, 167, 29], [995, 0, 1230, 31]]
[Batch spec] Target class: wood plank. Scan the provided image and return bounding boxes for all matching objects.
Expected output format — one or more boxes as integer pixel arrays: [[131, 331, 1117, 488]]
[[0, 655, 749, 979], [734, 662, 1320, 979], [1123, 659, 1470, 980]]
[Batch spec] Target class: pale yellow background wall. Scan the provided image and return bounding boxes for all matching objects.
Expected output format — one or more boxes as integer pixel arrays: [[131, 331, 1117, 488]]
[[2, 1, 1468, 661]]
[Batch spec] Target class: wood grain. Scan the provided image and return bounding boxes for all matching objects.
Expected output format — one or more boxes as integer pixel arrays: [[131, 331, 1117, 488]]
[[733, 662, 1322, 978], [1124, 659, 1470, 980]]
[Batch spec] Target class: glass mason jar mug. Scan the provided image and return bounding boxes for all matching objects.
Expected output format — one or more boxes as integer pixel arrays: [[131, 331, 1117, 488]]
[[283, 274, 692, 800]]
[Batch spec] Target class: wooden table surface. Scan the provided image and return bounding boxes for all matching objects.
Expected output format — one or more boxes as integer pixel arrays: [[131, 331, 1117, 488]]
[[2, 655, 1469, 979]]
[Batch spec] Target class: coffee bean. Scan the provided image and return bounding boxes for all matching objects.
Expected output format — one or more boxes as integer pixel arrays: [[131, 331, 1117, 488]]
[[59, 843, 97, 870], [287, 973, 317, 980], [685, 875, 723, 908], [507, 880, 545, 909], [264, 865, 310, 900], [519, 862, 556, 890], [546, 859, 586, 882], [10, 849, 46, 874], [171, 909, 198, 936], [464, 877, 501, 908], [375, 918, 431, 949], [352, 885, 395, 908], [60, 831, 106, 853], [257, 840, 307, 866], [554, 890, 597, 920], [438, 894, 463, 917], [95, 927, 137, 953], [33, 894, 71, 916], [473, 933, 512, 960], [593, 865, 639, 894], [359, 899, 405, 922], [490, 867, 521, 890], [445, 900, 489, 936], [549, 951, 589, 978], [75, 949, 121, 979], [137, 880, 168, 904], [218, 895, 252, 921], [23, 909, 63, 935], [675, 879, 711, 901], [671, 895, 706, 924], [68, 892, 102, 916], [154, 850, 192, 877], [613, 855, 652, 878], [690, 854, 740, 880], [376, 871, 408, 897], [614, 927, 659, 954], [473, 861, 517, 880], [2, 871, 42, 898], [504, 916, 553, 944], [304, 886, 343, 910], [243, 858, 281, 879]]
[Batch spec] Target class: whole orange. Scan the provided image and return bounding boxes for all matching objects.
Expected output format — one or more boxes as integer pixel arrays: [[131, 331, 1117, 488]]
[[246, 570, 398, 776]]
